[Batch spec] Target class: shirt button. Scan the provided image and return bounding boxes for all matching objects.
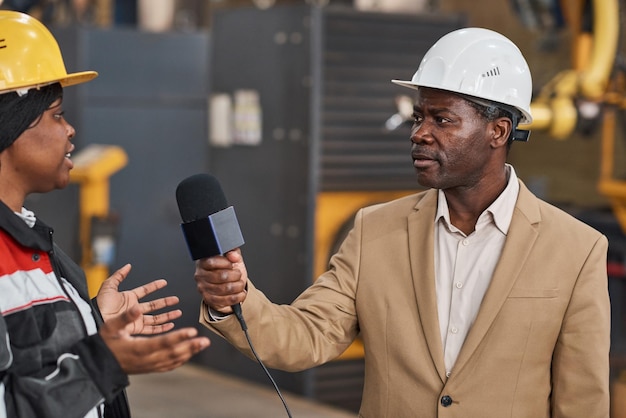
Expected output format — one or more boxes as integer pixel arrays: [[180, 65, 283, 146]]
[[441, 395, 453, 407], [450, 327, 458, 334], [462, 239, 469, 246], [32, 253, 40, 262], [446, 371, 451, 378], [455, 281, 463, 289]]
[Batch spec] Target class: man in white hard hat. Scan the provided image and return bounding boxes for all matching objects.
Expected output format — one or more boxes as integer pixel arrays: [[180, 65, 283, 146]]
[[194, 27, 610, 417], [0, 10, 210, 418]]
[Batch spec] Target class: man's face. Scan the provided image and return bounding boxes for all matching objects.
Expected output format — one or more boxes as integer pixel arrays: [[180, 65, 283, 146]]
[[409, 88, 496, 191]]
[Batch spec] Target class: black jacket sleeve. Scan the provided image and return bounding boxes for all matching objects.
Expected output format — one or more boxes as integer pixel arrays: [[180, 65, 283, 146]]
[[0, 307, 129, 418]]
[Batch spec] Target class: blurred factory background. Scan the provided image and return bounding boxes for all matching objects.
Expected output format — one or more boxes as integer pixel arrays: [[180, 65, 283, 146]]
[[3, 0, 626, 415]]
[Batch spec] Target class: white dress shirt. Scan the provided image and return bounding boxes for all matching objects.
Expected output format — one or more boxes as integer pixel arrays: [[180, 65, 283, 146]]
[[434, 164, 519, 377]]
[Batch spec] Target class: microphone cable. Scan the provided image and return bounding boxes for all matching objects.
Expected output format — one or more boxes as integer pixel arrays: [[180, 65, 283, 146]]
[[232, 304, 294, 418]]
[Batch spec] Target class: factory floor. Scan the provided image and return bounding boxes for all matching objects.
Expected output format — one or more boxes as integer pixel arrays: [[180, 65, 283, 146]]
[[126, 363, 357, 418]]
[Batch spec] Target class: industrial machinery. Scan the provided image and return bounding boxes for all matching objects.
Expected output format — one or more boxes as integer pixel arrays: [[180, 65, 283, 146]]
[[521, 0, 625, 225], [512, 1, 626, 416], [69, 144, 127, 297]]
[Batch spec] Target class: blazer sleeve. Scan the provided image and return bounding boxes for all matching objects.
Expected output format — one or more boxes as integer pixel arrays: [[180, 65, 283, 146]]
[[551, 234, 611, 417], [200, 208, 367, 372]]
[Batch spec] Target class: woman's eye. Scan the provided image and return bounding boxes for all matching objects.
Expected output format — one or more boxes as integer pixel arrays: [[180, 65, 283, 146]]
[[53, 111, 65, 120]]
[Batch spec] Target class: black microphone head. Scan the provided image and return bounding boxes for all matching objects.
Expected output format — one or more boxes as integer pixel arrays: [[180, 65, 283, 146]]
[[176, 173, 228, 223]]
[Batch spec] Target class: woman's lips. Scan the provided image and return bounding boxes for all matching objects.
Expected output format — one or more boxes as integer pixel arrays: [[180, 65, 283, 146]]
[[65, 153, 74, 169]]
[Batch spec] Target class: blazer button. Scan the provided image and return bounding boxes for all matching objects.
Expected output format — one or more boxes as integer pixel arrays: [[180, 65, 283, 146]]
[[441, 395, 453, 407]]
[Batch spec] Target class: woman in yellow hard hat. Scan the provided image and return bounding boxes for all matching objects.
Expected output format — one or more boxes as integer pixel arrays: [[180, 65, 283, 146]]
[[0, 10, 210, 418]]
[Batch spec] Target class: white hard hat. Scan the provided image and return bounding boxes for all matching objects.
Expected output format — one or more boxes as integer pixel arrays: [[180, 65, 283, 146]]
[[392, 27, 533, 124]]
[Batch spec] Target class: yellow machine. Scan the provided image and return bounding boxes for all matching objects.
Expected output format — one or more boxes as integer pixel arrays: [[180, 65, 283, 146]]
[[520, 1, 626, 415], [525, 0, 626, 228], [69, 144, 128, 297]]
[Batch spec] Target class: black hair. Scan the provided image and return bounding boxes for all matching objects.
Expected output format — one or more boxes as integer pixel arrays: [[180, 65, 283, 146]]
[[0, 83, 63, 153], [464, 99, 523, 149]]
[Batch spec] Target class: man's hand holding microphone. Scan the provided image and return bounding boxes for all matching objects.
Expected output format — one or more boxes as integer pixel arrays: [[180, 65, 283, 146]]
[[194, 249, 249, 315]]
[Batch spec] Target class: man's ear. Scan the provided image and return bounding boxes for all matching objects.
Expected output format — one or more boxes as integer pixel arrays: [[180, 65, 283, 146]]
[[490, 117, 513, 148]]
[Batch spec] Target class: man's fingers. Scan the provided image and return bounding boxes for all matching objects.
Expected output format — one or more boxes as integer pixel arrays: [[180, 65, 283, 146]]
[[196, 255, 233, 270], [224, 249, 242, 263]]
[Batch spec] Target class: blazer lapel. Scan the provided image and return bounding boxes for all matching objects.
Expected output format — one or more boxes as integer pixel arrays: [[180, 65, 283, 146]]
[[452, 181, 541, 375], [408, 189, 447, 382]]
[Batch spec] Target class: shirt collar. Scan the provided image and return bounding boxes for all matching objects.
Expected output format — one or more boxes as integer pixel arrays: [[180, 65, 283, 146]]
[[435, 164, 519, 235], [15, 207, 37, 228]]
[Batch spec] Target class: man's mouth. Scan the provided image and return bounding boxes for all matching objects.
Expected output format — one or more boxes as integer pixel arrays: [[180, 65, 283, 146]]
[[412, 153, 438, 169]]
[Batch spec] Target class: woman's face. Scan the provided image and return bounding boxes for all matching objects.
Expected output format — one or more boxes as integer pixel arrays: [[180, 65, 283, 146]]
[[3, 97, 76, 195]]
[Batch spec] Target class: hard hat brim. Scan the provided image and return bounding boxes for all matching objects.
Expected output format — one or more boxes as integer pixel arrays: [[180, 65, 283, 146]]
[[0, 70, 98, 95], [390, 79, 533, 125], [391, 79, 418, 90], [60, 70, 99, 88]]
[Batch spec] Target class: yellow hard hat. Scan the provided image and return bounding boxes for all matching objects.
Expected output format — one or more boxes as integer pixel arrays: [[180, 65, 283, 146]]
[[0, 10, 98, 95]]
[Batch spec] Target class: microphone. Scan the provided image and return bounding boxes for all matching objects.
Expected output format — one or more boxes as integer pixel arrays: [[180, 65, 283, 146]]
[[176, 173, 245, 319], [176, 173, 245, 260], [176, 173, 294, 418]]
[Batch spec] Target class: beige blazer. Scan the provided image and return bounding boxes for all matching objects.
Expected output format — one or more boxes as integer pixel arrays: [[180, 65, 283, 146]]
[[201, 180, 611, 418]]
